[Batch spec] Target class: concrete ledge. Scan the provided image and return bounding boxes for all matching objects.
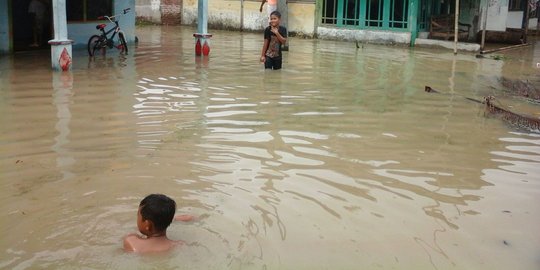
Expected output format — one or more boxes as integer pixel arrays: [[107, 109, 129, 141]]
[[414, 38, 480, 52], [317, 26, 411, 44], [193, 33, 213, 38], [48, 39, 74, 46]]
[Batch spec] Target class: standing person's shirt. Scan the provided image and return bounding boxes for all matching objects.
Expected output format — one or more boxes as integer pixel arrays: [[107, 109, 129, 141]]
[[264, 26, 287, 58]]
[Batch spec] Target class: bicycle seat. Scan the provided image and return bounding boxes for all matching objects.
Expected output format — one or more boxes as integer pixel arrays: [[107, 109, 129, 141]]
[[96, 24, 107, 30]]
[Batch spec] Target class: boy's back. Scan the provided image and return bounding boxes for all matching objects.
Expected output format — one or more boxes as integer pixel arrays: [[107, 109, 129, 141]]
[[124, 233, 182, 253], [123, 194, 182, 254]]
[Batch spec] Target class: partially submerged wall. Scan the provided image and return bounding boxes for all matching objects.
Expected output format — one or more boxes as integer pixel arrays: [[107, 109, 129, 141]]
[[181, 0, 315, 36], [136, 0, 162, 24], [161, 0, 182, 25], [136, 0, 182, 25], [317, 27, 411, 45], [0, 0, 9, 54]]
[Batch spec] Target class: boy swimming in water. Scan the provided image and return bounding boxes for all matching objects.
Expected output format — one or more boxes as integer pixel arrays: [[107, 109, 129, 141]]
[[123, 194, 193, 253]]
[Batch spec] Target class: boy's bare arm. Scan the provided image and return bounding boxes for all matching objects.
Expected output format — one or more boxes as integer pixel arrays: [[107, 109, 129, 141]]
[[174, 214, 195, 222], [271, 28, 287, 44], [260, 39, 269, 62]]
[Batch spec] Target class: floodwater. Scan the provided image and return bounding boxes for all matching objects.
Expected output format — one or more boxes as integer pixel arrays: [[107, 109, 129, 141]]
[[1, 26, 539, 269]]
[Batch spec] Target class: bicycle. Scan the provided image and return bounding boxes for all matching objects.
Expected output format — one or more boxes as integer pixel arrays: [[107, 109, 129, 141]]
[[87, 8, 130, 57]]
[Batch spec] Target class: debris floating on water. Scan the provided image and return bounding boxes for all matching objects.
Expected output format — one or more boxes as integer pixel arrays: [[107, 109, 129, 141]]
[[425, 86, 540, 132]]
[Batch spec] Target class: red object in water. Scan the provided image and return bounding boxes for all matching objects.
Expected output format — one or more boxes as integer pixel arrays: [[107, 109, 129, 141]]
[[59, 48, 72, 71], [193, 33, 212, 56], [202, 40, 210, 56], [195, 39, 202, 56]]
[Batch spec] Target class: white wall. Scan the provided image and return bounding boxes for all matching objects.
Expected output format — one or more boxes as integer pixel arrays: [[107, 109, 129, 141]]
[[136, 0, 162, 24], [486, 0, 509, 31], [181, 0, 315, 35], [505, 10, 539, 30], [0, 0, 9, 53], [506, 11, 522, 28]]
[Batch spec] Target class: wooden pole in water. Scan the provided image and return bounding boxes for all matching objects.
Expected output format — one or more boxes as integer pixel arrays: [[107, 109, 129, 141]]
[[240, 0, 244, 31], [523, 0, 530, 44], [480, 0, 488, 51], [481, 43, 531, 54], [453, 0, 460, 54]]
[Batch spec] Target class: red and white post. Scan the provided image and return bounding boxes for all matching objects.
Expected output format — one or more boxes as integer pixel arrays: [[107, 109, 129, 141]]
[[194, 0, 211, 56], [48, 0, 74, 71]]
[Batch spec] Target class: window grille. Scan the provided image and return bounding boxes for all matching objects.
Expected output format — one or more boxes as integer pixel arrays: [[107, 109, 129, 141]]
[[365, 0, 383, 27], [67, 0, 113, 22], [344, 0, 361, 26], [389, 0, 408, 28], [321, 0, 410, 30], [322, 0, 338, 24], [417, 0, 429, 31], [509, 0, 524, 11]]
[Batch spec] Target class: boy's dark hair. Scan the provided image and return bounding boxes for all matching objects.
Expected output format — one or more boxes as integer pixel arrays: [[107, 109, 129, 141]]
[[139, 194, 176, 232], [270, 11, 281, 18]]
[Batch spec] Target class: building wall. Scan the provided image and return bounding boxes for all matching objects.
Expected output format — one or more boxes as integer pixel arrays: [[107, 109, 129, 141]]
[[289, 2, 316, 36], [485, 0, 509, 31], [0, 0, 136, 53], [68, 0, 137, 48], [0, 0, 9, 54], [136, 0, 162, 24], [135, 0, 182, 25], [161, 0, 182, 25], [317, 27, 411, 44], [181, 0, 316, 35], [507, 11, 539, 29]]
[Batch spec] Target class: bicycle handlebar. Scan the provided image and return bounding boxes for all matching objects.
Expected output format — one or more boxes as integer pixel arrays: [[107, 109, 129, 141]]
[[98, 8, 130, 22]]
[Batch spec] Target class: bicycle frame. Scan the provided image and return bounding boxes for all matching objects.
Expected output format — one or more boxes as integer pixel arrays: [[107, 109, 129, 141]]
[[97, 8, 129, 46], [98, 21, 121, 48], [88, 8, 130, 56]]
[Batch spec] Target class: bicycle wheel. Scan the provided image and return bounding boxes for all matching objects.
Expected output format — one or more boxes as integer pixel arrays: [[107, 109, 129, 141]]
[[118, 32, 128, 55], [87, 35, 104, 56]]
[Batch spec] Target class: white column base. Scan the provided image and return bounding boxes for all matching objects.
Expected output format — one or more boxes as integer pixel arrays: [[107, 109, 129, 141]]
[[49, 39, 74, 71]]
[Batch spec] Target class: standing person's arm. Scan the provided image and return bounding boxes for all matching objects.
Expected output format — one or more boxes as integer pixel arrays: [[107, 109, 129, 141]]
[[259, 0, 266, 12], [271, 27, 287, 44], [260, 39, 269, 63]]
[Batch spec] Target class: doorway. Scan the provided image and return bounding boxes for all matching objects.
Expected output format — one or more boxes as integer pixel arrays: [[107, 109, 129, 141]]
[[12, 0, 53, 52]]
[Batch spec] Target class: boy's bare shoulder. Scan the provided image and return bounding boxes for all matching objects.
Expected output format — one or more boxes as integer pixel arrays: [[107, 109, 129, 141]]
[[174, 214, 196, 222], [123, 233, 143, 252], [124, 234, 183, 253]]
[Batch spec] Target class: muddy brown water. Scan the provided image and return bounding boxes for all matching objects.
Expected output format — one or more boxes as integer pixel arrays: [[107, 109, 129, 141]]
[[1, 26, 539, 269]]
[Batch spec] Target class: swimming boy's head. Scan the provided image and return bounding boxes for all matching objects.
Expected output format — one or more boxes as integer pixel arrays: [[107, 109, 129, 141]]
[[138, 194, 176, 234]]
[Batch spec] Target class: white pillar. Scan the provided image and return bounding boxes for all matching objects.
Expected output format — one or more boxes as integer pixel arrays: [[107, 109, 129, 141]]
[[48, 0, 74, 71], [194, 0, 211, 56], [278, 0, 289, 50], [197, 0, 208, 34]]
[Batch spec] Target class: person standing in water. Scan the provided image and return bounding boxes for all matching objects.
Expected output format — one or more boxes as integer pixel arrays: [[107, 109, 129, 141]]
[[260, 11, 287, 70], [28, 0, 48, 47]]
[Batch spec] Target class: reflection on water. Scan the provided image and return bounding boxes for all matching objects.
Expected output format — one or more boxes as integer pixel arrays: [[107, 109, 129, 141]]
[[1, 26, 539, 269]]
